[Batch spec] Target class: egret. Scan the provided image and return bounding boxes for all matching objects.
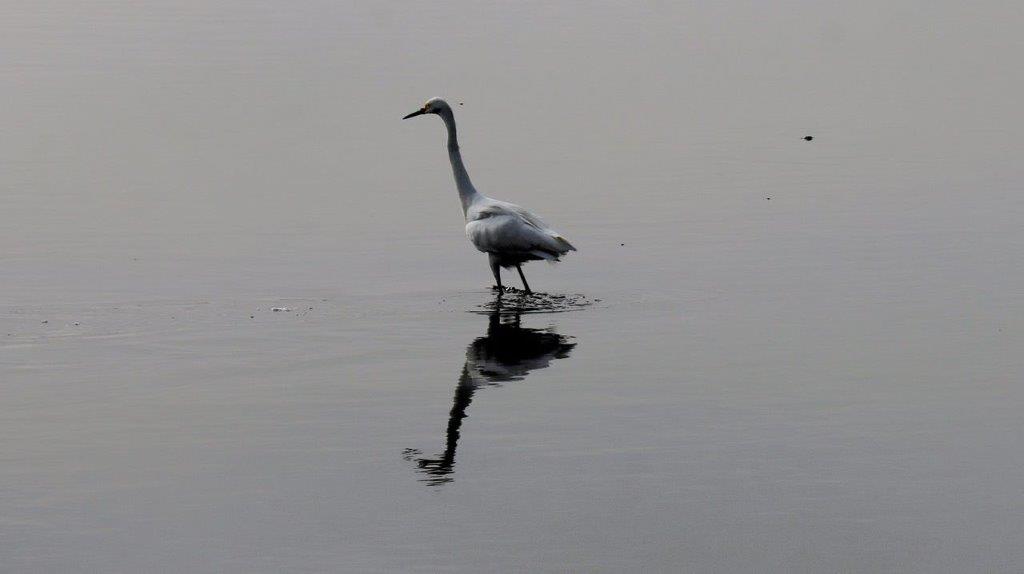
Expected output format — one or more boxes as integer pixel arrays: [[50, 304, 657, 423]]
[[403, 98, 575, 294]]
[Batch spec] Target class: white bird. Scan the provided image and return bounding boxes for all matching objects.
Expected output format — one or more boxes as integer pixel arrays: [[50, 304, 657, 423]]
[[403, 98, 575, 293]]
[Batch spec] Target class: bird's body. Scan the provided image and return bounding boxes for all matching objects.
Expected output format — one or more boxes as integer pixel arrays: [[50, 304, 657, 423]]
[[404, 98, 574, 293], [466, 198, 576, 265]]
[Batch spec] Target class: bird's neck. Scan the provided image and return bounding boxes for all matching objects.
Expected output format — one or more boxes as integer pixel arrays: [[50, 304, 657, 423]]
[[441, 111, 480, 215]]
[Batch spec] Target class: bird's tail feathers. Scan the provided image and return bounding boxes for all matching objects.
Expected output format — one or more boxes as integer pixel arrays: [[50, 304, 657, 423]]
[[553, 235, 576, 252], [531, 250, 560, 262]]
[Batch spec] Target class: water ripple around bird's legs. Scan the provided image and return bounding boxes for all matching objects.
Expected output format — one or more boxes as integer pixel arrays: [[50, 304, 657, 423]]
[[474, 288, 595, 315]]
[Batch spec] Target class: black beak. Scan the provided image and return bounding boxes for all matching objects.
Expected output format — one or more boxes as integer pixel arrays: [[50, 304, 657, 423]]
[[403, 108, 427, 120]]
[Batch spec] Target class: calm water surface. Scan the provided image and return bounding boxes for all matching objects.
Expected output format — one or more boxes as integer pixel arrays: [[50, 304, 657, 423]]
[[2, 2, 1023, 572]]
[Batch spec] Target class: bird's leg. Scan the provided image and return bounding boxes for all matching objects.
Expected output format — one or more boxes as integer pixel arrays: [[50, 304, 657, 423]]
[[488, 254, 503, 291], [515, 264, 532, 294]]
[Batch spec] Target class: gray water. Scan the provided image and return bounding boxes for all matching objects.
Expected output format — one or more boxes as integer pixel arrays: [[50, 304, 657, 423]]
[[3, 2, 1023, 572]]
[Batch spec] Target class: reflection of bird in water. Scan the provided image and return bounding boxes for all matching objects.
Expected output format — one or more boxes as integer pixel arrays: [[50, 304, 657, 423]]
[[404, 309, 575, 485]]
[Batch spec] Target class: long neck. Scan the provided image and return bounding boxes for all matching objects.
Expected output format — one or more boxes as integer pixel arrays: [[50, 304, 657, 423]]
[[440, 110, 480, 214]]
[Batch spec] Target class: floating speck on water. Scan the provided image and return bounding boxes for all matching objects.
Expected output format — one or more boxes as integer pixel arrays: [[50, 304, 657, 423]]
[[803, 135, 814, 141], [41, 320, 48, 324], [250, 315, 254, 319], [272, 307, 291, 312], [73, 322, 80, 326]]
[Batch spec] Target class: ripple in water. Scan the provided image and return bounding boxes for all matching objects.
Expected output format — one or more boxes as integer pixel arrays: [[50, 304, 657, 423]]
[[473, 288, 595, 315]]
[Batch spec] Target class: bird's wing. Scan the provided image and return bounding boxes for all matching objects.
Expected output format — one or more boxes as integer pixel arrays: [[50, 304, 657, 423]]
[[481, 200, 549, 229], [466, 200, 576, 257]]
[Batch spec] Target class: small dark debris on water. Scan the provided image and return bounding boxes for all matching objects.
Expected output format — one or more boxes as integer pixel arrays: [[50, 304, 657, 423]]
[[458, 102, 464, 106], [620, 243, 625, 246], [803, 135, 814, 141], [766, 197, 771, 200], [250, 315, 254, 319], [41, 320, 48, 324]]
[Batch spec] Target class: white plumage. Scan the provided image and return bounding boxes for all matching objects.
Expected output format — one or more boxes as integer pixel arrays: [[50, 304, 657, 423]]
[[404, 98, 575, 293]]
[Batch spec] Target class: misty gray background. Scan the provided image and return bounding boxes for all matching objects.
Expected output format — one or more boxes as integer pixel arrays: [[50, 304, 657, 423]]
[[2, 2, 1023, 572]]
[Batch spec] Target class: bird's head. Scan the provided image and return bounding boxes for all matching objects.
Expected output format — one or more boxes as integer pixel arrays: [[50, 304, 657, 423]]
[[403, 97, 452, 120]]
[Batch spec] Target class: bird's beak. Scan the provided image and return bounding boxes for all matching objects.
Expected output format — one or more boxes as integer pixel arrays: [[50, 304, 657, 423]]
[[403, 108, 427, 120]]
